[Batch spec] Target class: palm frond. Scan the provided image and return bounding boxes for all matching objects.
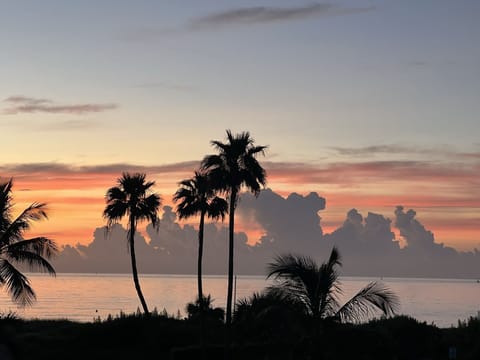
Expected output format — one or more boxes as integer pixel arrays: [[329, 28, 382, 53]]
[[266, 248, 345, 319], [175, 199, 201, 220], [7, 237, 58, 259], [267, 254, 321, 316], [0, 179, 14, 231], [0, 259, 36, 307], [267, 253, 318, 281], [326, 246, 342, 268], [335, 281, 400, 323], [105, 186, 127, 203], [103, 201, 128, 227], [5, 248, 56, 275], [207, 197, 228, 221], [0, 203, 49, 246], [138, 193, 162, 227]]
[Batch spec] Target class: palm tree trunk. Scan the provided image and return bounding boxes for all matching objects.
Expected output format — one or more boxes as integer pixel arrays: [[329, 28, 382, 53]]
[[198, 210, 205, 305], [225, 189, 236, 359], [129, 216, 149, 316], [198, 210, 206, 359]]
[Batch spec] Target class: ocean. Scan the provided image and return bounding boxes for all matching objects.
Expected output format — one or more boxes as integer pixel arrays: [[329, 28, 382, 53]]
[[1, 273, 479, 328]]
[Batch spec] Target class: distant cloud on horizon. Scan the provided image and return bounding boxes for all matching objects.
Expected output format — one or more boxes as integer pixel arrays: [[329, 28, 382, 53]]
[[1, 156, 478, 202], [0, 161, 200, 180], [3, 95, 118, 115], [330, 144, 454, 157]]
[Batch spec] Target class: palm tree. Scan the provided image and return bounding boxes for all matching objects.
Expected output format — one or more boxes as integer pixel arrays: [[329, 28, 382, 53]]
[[173, 170, 228, 309], [201, 130, 267, 330], [267, 247, 399, 327], [0, 178, 58, 307], [103, 172, 161, 315]]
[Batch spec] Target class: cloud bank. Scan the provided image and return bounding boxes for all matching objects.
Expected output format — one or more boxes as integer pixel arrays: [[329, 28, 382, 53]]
[[52, 189, 479, 279]]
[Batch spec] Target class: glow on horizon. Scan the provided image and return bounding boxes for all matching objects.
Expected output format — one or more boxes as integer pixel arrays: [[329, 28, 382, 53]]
[[5, 157, 479, 252]]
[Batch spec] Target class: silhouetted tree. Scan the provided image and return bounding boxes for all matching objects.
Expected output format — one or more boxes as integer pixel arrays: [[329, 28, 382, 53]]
[[186, 294, 225, 323], [103, 172, 161, 315], [201, 130, 267, 333], [174, 170, 228, 310], [0, 178, 58, 306], [267, 247, 399, 327]]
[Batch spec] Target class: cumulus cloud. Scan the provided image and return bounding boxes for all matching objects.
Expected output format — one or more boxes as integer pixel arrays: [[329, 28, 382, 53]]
[[188, 3, 374, 29], [52, 190, 479, 279], [238, 189, 326, 253], [3, 95, 117, 115]]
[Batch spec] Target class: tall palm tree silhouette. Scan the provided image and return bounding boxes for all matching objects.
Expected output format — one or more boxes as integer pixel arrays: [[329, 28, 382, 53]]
[[174, 170, 228, 308], [103, 172, 161, 315], [0, 178, 58, 307], [267, 247, 399, 325], [201, 130, 267, 338]]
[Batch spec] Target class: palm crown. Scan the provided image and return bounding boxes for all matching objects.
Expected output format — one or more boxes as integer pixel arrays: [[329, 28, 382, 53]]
[[103, 172, 161, 237], [174, 170, 228, 222], [202, 130, 267, 207]]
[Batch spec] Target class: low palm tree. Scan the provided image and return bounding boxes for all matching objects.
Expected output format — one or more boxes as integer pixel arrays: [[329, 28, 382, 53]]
[[201, 130, 267, 332], [0, 178, 58, 307], [267, 247, 399, 326], [186, 294, 225, 323], [103, 172, 161, 315], [173, 170, 228, 309]]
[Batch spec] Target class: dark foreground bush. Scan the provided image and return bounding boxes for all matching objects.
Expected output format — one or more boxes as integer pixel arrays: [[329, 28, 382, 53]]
[[1, 314, 479, 360]]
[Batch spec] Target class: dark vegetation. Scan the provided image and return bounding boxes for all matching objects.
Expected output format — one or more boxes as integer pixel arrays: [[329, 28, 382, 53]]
[[1, 312, 479, 360]]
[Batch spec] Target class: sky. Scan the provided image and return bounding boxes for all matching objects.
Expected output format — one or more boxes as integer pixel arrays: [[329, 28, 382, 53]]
[[0, 0, 479, 253]]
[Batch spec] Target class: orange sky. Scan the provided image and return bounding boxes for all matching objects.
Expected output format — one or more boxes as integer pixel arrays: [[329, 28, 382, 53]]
[[4, 158, 478, 252]]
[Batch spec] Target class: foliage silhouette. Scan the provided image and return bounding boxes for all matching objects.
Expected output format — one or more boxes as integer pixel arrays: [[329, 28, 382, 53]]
[[234, 289, 306, 341], [186, 294, 225, 324], [1, 308, 479, 359], [201, 130, 267, 343], [266, 247, 399, 326], [103, 172, 161, 315], [0, 178, 58, 307]]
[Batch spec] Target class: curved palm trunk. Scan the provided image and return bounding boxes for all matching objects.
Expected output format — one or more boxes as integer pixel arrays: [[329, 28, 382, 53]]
[[129, 216, 149, 315]]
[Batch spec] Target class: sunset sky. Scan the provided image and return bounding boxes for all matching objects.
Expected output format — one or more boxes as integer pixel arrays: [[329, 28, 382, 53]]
[[1, 1, 479, 251]]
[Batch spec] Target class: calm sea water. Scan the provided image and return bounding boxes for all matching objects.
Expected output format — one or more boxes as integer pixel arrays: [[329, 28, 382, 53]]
[[1, 273, 479, 328]]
